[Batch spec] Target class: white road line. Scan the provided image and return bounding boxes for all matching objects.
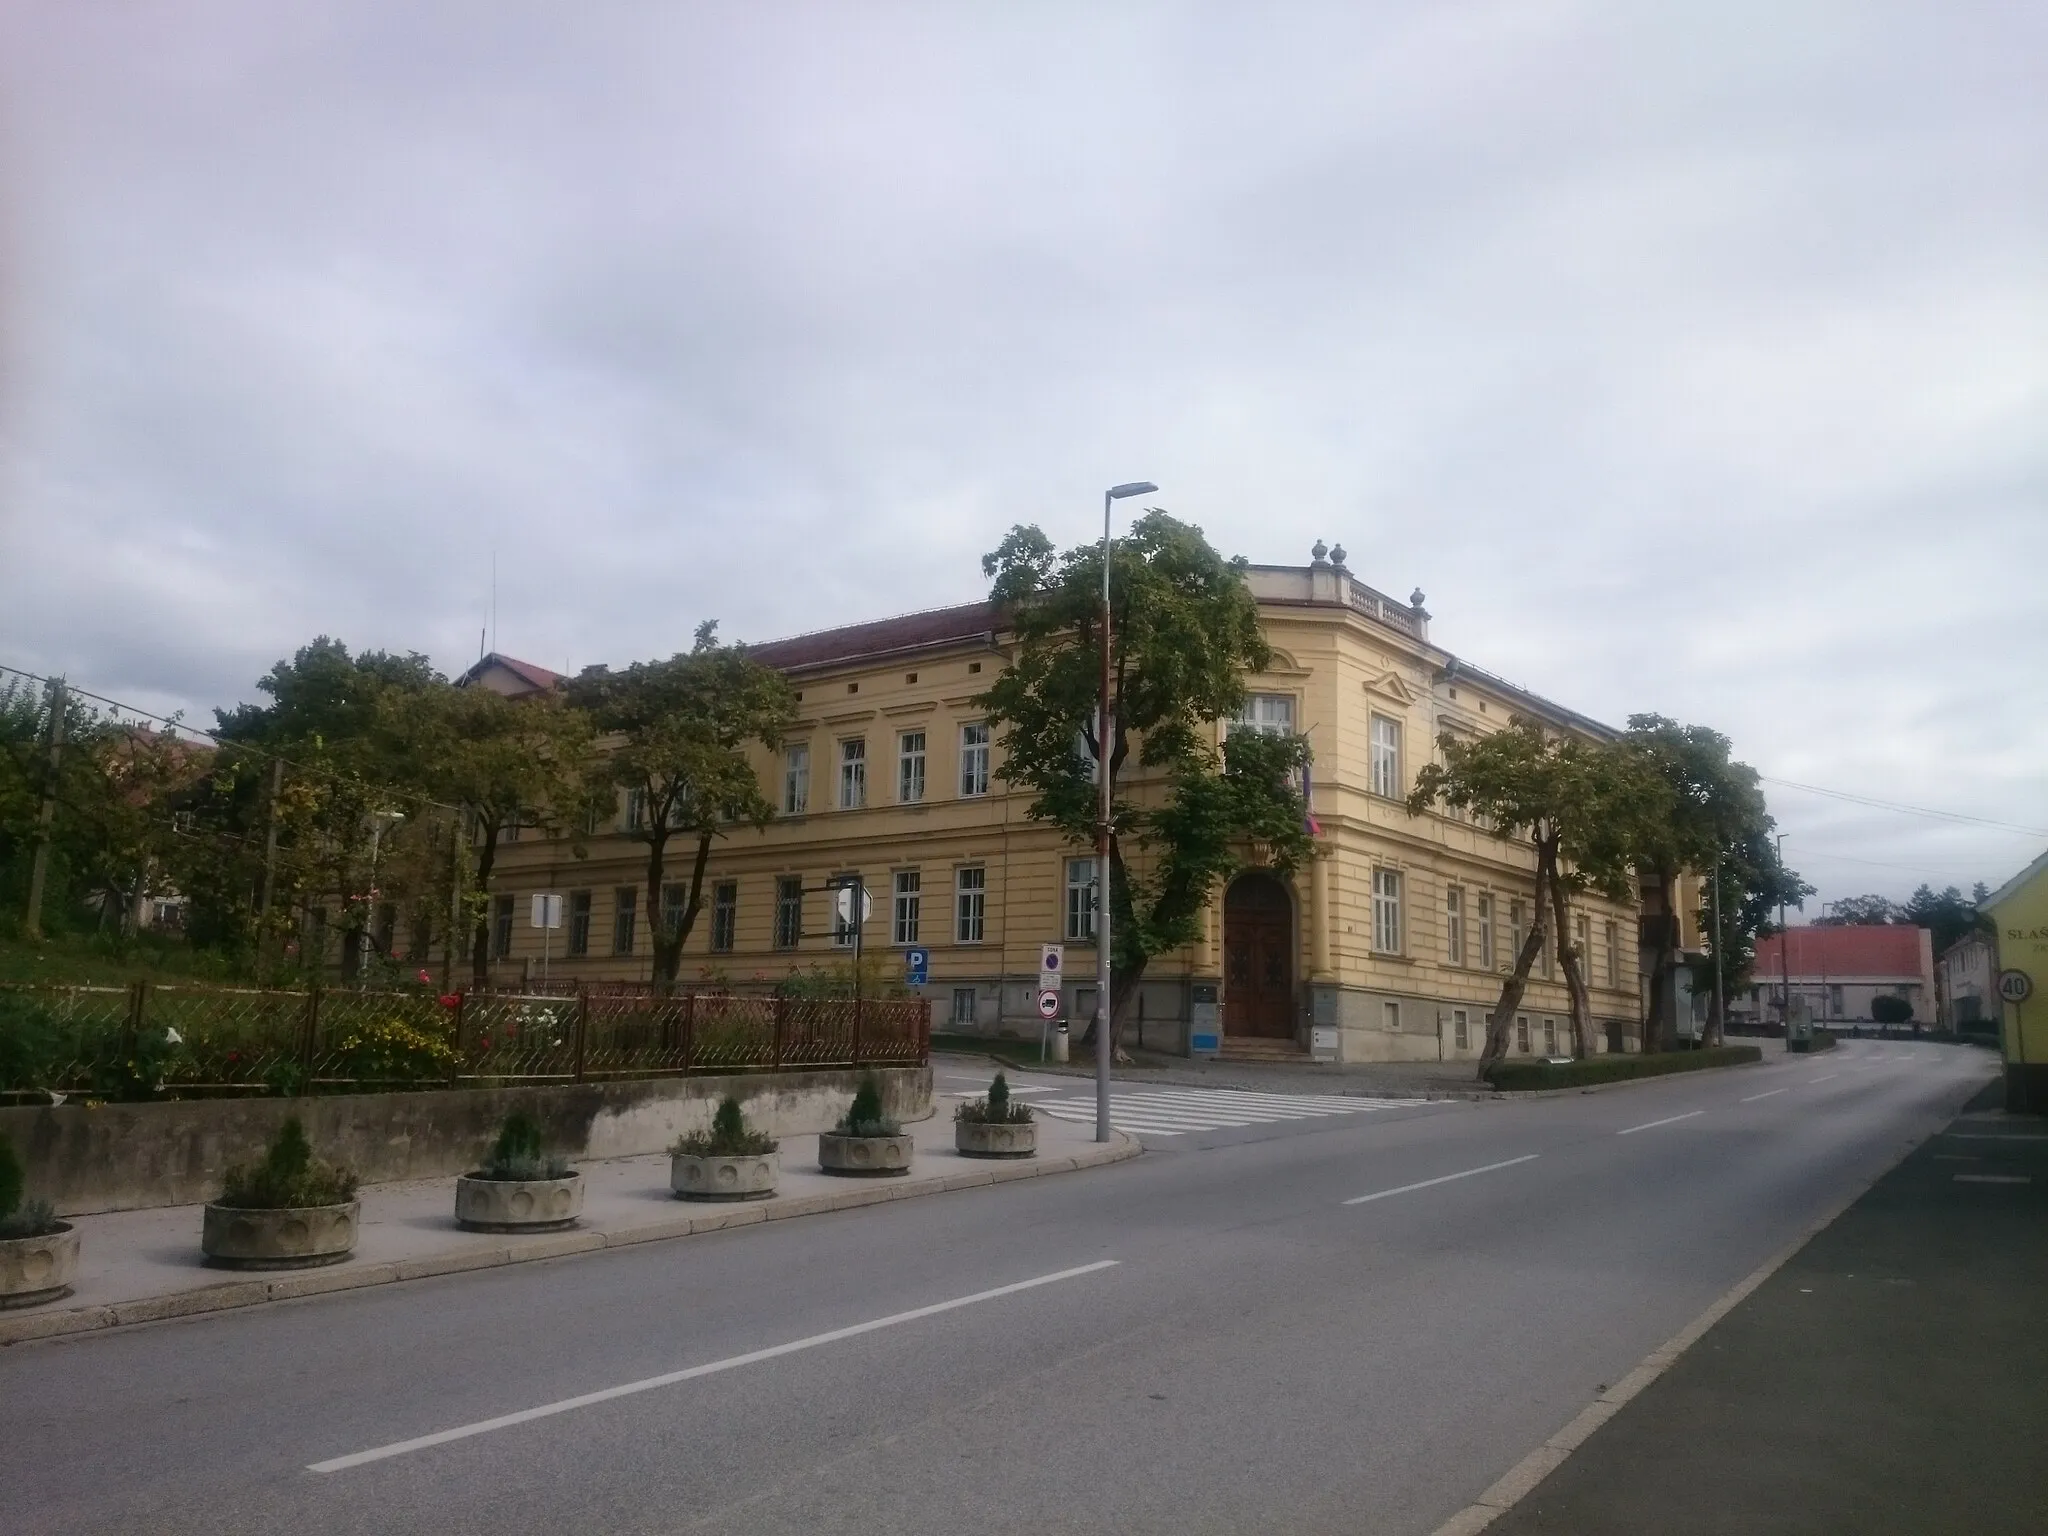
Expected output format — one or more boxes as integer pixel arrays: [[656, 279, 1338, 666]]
[[1617, 1110, 1705, 1136], [1809, 1074, 1840, 1083], [1953, 1174, 2031, 1185], [309, 1260, 1120, 1473], [1343, 1155, 1539, 1206], [1944, 1133, 2048, 1142], [1740, 1088, 1788, 1103], [1031, 1104, 1258, 1128]]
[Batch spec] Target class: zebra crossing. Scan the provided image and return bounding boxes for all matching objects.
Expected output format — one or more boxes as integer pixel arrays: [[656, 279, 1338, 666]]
[[1026, 1086, 1428, 1137]]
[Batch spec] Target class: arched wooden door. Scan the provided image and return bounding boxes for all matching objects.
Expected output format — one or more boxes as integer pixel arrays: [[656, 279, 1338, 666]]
[[1223, 872, 1295, 1039]]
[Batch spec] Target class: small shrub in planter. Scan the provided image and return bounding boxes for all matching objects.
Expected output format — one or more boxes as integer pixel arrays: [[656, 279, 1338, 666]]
[[955, 1072, 1037, 1159], [672, 1096, 780, 1201], [0, 1132, 79, 1309], [203, 1118, 361, 1269], [819, 1073, 914, 1177], [455, 1110, 583, 1232]]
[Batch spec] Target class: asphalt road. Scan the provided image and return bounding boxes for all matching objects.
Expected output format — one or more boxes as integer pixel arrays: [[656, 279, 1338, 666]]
[[1, 1039, 1993, 1536]]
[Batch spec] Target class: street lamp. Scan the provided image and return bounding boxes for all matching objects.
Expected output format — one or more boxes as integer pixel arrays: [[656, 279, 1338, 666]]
[[1776, 833, 1791, 1035], [1096, 480, 1157, 1143]]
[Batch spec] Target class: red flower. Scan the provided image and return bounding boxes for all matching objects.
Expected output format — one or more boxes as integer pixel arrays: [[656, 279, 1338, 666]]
[[416, 969, 432, 984], [439, 993, 462, 1010]]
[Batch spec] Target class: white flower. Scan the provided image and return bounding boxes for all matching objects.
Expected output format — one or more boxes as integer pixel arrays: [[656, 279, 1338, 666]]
[[165, 1028, 184, 1045]]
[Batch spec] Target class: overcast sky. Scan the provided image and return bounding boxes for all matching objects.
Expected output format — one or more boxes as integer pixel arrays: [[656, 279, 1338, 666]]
[[1, 2, 2042, 912]]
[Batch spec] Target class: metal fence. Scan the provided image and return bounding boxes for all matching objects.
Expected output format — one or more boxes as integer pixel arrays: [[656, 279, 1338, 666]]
[[0, 982, 929, 1098]]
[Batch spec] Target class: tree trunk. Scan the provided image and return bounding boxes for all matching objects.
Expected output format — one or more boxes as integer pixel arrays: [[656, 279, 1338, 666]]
[[1479, 860, 1551, 1079], [1641, 870, 1680, 1053], [468, 813, 500, 991], [1546, 854, 1592, 1057], [652, 828, 715, 991], [643, 826, 673, 991]]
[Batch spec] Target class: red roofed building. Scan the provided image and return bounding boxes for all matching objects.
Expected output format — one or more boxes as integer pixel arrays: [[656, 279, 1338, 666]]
[[455, 652, 564, 698], [1741, 924, 1936, 1028]]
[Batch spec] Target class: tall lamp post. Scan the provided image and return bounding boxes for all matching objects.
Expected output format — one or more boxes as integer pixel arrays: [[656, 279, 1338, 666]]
[[1096, 479, 1157, 1143], [1776, 833, 1791, 1034]]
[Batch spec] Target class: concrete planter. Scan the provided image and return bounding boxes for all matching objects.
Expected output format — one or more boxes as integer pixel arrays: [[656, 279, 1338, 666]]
[[0, 1223, 79, 1309], [671, 1152, 779, 1201], [818, 1131, 914, 1177], [201, 1201, 359, 1270], [955, 1120, 1037, 1159], [454, 1172, 584, 1232]]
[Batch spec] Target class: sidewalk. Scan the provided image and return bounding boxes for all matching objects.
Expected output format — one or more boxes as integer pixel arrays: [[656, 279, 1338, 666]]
[[1476, 1080, 2048, 1536], [0, 1105, 1137, 1347]]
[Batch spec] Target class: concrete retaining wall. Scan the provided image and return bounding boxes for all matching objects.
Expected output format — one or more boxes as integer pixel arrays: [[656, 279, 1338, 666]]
[[0, 1067, 932, 1216]]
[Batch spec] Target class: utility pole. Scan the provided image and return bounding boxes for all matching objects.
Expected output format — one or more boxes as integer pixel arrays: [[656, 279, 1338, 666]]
[[1094, 480, 1156, 1143], [1711, 858, 1725, 1045], [1776, 832, 1791, 1035], [23, 677, 67, 940], [256, 757, 285, 959]]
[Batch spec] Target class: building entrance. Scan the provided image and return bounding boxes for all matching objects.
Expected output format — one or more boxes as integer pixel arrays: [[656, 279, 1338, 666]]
[[1223, 871, 1295, 1039]]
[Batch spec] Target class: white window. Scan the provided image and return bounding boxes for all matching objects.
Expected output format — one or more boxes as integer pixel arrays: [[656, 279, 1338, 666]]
[[897, 731, 926, 804], [1370, 715, 1402, 798], [1605, 920, 1620, 989], [623, 787, 645, 832], [1233, 693, 1295, 736], [1453, 1008, 1470, 1051], [1372, 869, 1403, 954], [1574, 914, 1590, 980], [1065, 858, 1098, 942], [1509, 900, 1525, 967], [783, 744, 810, 814], [1478, 894, 1495, 970], [1516, 1015, 1531, 1053], [892, 870, 921, 945], [838, 738, 866, 809], [1543, 1017, 1558, 1055], [959, 723, 990, 797], [951, 987, 976, 1025], [955, 867, 986, 943], [1383, 1000, 1401, 1033], [1446, 887, 1465, 966]]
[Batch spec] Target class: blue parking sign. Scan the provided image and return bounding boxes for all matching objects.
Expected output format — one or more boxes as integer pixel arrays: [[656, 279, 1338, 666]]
[[905, 947, 930, 985]]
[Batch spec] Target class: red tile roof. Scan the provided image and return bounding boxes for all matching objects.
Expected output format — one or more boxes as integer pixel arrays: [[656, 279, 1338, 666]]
[[456, 653, 563, 692], [745, 600, 1001, 672], [1753, 925, 1930, 981]]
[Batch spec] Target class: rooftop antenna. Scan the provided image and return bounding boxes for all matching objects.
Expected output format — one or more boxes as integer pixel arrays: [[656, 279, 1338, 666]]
[[478, 627, 486, 663], [490, 549, 498, 656]]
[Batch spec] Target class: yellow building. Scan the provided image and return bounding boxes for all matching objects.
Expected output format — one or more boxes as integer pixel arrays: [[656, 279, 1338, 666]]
[[1983, 849, 2048, 1112], [484, 544, 1648, 1064]]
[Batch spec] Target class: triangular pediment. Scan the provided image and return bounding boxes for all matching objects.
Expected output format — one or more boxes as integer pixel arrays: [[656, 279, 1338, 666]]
[[1362, 669, 1417, 705]]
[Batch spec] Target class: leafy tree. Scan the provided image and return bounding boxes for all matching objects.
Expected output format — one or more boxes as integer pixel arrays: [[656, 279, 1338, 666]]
[[1871, 994, 1913, 1025], [1410, 721, 1647, 1072], [1622, 716, 1808, 1051], [389, 683, 602, 988], [1815, 894, 1900, 927], [1900, 884, 1990, 957], [975, 513, 1312, 1056], [568, 622, 796, 990], [1693, 832, 1808, 1043]]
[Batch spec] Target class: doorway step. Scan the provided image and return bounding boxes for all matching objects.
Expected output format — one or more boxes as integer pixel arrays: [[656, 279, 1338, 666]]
[[1216, 1037, 1313, 1063]]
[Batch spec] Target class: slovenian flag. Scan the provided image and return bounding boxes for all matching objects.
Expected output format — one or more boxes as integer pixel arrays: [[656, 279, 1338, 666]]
[[1300, 751, 1322, 836]]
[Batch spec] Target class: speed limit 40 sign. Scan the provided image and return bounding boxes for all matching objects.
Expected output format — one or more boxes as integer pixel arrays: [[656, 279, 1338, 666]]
[[1998, 969, 2033, 1004]]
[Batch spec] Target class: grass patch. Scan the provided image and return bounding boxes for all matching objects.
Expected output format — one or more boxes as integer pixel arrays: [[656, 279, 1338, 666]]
[[1485, 1044, 1762, 1091], [0, 931, 258, 988], [929, 1031, 1050, 1066]]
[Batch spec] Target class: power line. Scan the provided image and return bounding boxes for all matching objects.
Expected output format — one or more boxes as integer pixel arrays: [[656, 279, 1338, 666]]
[[1762, 777, 2047, 838], [1781, 843, 1986, 882]]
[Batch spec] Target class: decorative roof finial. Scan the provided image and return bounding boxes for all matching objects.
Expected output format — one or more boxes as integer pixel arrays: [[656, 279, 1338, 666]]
[[1410, 588, 1427, 610], [1310, 539, 1329, 567], [1330, 544, 1347, 569]]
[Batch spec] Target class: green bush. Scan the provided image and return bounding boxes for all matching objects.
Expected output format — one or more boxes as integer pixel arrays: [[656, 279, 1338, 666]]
[[1871, 995, 1914, 1025], [673, 1094, 778, 1157], [330, 1015, 461, 1083], [1485, 1045, 1763, 1091], [0, 1132, 60, 1237], [217, 1117, 358, 1209], [956, 1070, 1034, 1126], [477, 1109, 571, 1181], [0, 992, 67, 1094], [836, 1072, 901, 1137]]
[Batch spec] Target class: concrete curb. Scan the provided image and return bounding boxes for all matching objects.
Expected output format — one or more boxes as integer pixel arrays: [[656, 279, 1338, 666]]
[[1426, 1072, 1991, 1536], [0, 1134, 1141, 1347]]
